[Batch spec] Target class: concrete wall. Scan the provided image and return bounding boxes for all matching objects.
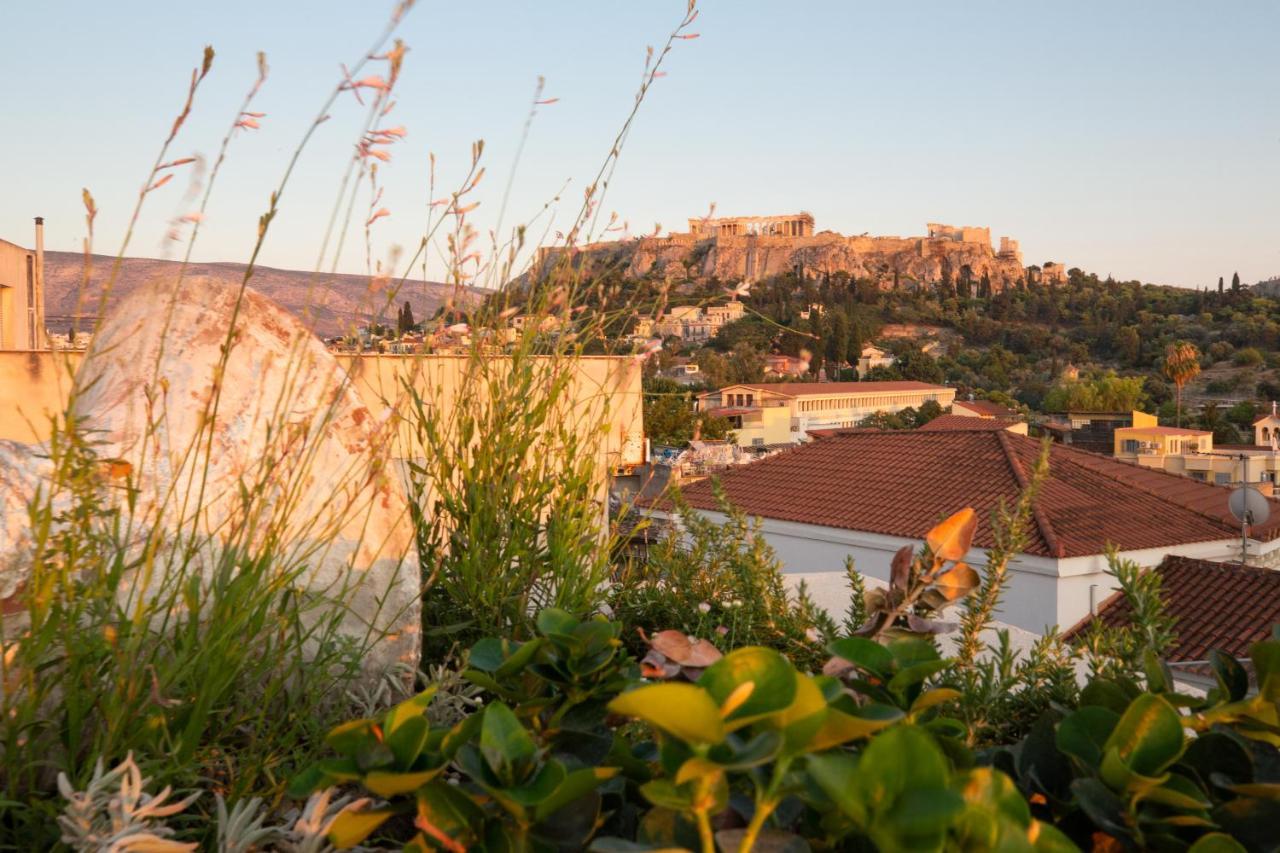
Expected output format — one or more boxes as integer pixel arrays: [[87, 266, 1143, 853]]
[[0, 239, 39, 351], [0, 352, 645, 473], [666, 508, 1279, 635]]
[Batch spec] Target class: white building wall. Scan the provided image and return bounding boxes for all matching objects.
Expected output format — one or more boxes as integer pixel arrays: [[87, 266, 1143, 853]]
[[665, 509, 1279, 636]]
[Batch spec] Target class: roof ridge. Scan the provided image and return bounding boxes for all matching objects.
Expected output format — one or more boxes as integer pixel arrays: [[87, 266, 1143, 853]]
[[1047, 441, 1245, 535], [995, 431, 1065, 558]]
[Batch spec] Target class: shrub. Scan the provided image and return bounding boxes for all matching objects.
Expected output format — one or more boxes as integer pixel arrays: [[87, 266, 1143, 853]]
[[610, 487, 832, 672], [1234, 347, 1265, 367]]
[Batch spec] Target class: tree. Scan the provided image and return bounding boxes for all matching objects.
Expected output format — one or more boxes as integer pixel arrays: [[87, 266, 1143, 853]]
[[1218, 276, 1225, 294], [1115, 325, 1141, 365], [397, 301, 416, 335], [1042, 372, 1148, 413], [1163, 341, 1201, 427], [1232, 271, 1241, 292], [893, 347, 944, 384], [826, 307, 849, 369]]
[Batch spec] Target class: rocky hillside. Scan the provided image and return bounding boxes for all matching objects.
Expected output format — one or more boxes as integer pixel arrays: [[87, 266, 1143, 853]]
[[42, 251, 479, 338], [554, 231, 1038, 291]]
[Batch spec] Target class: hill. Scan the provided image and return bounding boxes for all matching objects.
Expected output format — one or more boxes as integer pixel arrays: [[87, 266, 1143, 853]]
[[42, 251, 479, 338]]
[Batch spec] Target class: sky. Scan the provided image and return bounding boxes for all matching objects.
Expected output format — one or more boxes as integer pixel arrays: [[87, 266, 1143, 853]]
[[1, 1, 1277, 289]]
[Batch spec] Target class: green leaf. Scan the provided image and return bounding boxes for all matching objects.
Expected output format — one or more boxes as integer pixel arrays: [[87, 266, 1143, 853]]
[[364, 767, 441, 797], [886, 637, 940, 669], [1079, 678, 1132, 714], [697, 647, 796, 728], [327, 806, 395, 849], [1069, 778, 1128, 839], [1056, 706, 1119, 769], [808, 708, 897, 752], [1251, 639, 1280, 701], [383, 686, 438, 736], [386, 714, 430, 768], [535, 766, 620, 821], [324, 718, 376, 755], [858, 725, 949, 798], [1142, 773, 1211, 810], [286, 763, 327, 798], [468, 637, 507, 672], [1187, 833, 1248, 853], [910, 688, 962, 716], [608, 683, 725, 744], [887, 660, 952, 696], [1210, 650, 1249, 702], [480, 702, 538, 783], [828, 637, 894, 677], [639, 779, 694, 811], [1103, 694, 1185, 778], [806, 752, 866, 824], [501, 760, 567, 807], [496, 637, 545, 679], [537, 607, 579, 637], [885, 787, 965, 833], [1214, 797, 1280, 852], [415, 779, 485, 847]]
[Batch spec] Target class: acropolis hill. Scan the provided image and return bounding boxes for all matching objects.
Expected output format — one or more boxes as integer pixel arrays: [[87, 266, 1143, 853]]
[[544, 213, 1066, 291]]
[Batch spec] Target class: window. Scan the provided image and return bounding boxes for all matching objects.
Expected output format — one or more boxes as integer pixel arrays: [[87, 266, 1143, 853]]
[[1122, 440, 1139, 454], [1189, 471, 1207, 481], [1215, 473, 1231, 486], [752, 438, 764, 447], [746, 394, 754, 407]]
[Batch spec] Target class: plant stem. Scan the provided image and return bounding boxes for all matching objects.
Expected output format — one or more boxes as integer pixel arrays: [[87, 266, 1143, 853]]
[[738, 797, 777, 852]]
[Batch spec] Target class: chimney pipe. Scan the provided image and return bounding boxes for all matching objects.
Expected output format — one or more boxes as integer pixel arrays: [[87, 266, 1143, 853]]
[[33, 217, 46, 349]]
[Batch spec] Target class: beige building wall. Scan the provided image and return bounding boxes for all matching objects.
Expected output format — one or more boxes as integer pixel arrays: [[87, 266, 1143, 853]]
[[0, 353, 645, 473], [0, 237, 44, 351]]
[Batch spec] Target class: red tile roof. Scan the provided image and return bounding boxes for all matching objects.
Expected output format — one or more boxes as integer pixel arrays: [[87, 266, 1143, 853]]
[[701, 381, 949, 398], [954, 400, 1018, 418], [661, 430, 1280, 558], [918, 415, 1015, 432], [1062, 556, 1280, 664]]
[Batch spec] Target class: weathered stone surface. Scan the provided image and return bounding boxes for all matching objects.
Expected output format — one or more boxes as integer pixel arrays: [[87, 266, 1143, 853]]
[[0, 441, 51, 604], [67, 277, 419, 677]]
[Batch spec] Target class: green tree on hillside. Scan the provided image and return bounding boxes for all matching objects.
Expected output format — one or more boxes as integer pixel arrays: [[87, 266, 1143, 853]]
[[1232, 271, 1241, 291], [1042, 372, 1148, 413]]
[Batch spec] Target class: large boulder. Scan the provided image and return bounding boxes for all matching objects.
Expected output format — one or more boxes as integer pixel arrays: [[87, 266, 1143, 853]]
[[62, 276, 419, 678]]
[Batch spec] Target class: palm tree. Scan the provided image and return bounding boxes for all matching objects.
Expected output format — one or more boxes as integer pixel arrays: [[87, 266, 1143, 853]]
[[1163, 341, 1201, 427]]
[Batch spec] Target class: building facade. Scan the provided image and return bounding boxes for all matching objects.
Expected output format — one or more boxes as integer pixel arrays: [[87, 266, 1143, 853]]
[[1111, 409, 1280, 491], [699, 380, 956, 447], [0, 219, 47, 351], [654, 301, 744, 342]]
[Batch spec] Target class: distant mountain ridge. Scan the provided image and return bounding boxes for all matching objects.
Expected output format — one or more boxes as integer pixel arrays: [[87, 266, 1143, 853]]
[[42, 251, 480, 337]]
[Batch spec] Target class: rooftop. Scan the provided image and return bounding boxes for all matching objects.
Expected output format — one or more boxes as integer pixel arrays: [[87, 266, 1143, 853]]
[[917, 415, 1016, 432], [954, 400, 1018, 419], [701, 381, 949, 398], [1118, 426, 1212, 436], [661, 430, 1280, 558], [1063, 555, 1280, 665]]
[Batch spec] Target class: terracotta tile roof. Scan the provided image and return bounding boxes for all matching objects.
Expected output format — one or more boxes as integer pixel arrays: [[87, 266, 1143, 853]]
[[954, 400, 1018, 419], [702, 381, 949, 398], [918, 415, 1015, 432], [1062, 555, 1280, 664], [659, 430, 1280, 558]]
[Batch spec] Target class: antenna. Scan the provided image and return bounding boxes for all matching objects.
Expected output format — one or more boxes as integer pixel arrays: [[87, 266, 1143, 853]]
[[1228, 486, 1271, 565]]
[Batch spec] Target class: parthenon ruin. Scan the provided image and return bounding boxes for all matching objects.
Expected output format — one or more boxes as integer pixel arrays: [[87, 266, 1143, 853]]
[[688, 212, 814, 238]]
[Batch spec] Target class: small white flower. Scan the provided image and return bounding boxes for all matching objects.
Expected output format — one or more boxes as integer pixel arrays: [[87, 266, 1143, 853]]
[[697, 602, 711, 614], [805, 628, 821, 643]]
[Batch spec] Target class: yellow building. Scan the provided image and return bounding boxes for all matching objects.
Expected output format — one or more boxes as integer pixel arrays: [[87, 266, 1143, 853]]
[[700, 380, 956, 448], [1113, 411, 1280, 491], [0, 219, 47, 351]]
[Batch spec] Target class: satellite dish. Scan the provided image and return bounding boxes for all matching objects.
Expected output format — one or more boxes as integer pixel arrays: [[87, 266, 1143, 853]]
[[1229, 486, 1271, 527]]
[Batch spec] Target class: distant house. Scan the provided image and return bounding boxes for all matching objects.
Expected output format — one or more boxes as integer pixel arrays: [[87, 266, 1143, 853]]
[[856, 345, 894, 378], [660, 358, 703, 386], [918, 414, 1028, 436], [649, 429, 1280, 633], [764, 354, 809, 377], [1063, 555, 1280, 691], [655, 301, 744, 342], [698, 381, 956, 448], [0, 219, 47, 351], [1043, 410, 1143, 455], [953, 399, 1018, 420], [1110, 411, 1280, 493]]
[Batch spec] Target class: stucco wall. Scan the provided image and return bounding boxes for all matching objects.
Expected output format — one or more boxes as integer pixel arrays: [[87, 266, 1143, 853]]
[[671, 508, 1278, 635], [0, 352, 645, 471]]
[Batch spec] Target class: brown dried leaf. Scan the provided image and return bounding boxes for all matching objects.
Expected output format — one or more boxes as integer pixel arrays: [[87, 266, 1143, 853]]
[[933, 562, 980, 602], [926, 508, 977, 561], [823, 656, 855, 678], [889, 545, 913, 593], [649, 630, 693, 663], [684, 638, 723, 667]]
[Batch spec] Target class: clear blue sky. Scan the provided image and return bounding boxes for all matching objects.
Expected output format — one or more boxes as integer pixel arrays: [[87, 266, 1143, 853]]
[[2, 1, 1277, 288]]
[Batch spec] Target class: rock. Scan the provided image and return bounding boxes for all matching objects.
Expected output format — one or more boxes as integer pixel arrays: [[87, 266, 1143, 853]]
[[67, 277, 419, 679], [0, 441, 52, 608]]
